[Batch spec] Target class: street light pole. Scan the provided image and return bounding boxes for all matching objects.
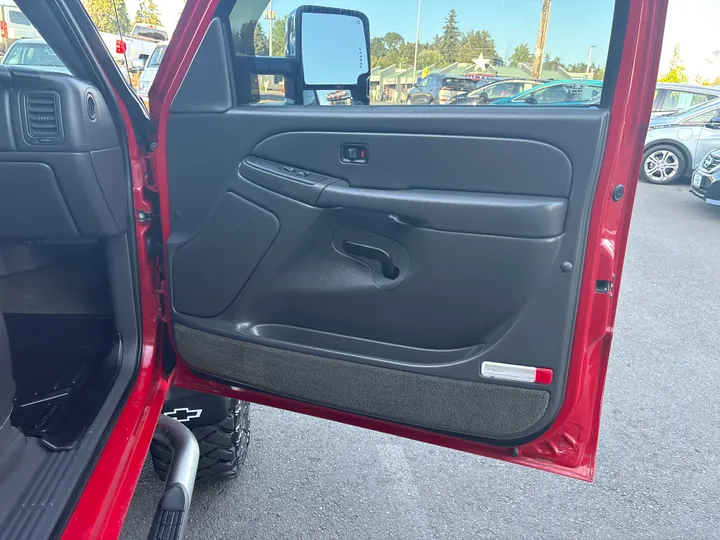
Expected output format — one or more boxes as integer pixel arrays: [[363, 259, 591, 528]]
[[586, 45, 597, 78], [412, 0, 422, 85]]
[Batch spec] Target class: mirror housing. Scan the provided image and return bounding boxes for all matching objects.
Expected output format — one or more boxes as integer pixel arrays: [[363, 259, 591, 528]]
[[286, 5, 371, 104], [705, 116, 720, 129]]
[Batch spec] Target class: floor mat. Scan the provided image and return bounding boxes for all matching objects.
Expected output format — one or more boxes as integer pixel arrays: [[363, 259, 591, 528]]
[[6, 314, 119, 450]]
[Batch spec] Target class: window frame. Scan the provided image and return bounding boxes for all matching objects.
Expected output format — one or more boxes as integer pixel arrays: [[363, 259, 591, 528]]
[[8, 8, 32, 26], [661, 90, 715, 113], [651, 89, 663, 112], [681, 107, 720, 126]]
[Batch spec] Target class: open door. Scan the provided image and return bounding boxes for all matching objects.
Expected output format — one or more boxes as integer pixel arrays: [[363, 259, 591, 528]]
[[150, 0, 666, 481]]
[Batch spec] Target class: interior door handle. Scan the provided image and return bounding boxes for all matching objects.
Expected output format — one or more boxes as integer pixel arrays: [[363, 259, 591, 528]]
[[342, 240, 399, 280]]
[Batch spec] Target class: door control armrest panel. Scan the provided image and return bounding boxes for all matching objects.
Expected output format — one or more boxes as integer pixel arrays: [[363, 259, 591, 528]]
[[240, 156, 348, 205]]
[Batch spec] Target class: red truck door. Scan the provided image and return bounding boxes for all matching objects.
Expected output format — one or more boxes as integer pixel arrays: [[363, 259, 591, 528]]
[[150, 0, 667, 481]]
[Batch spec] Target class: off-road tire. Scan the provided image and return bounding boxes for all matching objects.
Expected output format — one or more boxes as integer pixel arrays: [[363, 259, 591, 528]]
[[150, 400, 250, 482]]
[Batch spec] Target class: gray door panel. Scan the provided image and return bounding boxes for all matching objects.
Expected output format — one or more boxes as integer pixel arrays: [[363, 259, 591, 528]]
[[163, 12, 609, 446], [165, 105, 608, 444]]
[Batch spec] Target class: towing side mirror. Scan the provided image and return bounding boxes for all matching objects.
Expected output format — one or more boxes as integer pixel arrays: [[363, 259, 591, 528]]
[[705, 116, 720, 129], [286, 5, 370, 104]]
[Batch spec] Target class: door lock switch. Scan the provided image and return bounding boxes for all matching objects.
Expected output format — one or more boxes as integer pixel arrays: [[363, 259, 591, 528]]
[[341, 145, 368, 164]]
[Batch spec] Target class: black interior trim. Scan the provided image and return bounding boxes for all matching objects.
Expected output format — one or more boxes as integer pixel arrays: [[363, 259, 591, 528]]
[[599, 0, 630, 108], [171, 18, 236, 114]]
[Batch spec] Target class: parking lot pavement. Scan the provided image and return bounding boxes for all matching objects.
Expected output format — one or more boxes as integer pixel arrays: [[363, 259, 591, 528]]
[[121, 181, 720, 540]]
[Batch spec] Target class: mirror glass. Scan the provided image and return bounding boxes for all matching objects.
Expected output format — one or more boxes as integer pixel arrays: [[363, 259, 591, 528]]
[[300, 13, 368, 85]]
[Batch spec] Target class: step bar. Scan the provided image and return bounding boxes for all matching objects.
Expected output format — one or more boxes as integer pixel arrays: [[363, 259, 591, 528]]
[[147, 414, 199, 540]]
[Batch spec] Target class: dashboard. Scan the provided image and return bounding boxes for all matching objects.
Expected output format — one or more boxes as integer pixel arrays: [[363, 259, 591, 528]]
[[0, 65, 126, 240]]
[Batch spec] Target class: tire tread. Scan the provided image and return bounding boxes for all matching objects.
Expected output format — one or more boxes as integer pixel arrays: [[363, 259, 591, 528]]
[[150, 400, 250, 483]]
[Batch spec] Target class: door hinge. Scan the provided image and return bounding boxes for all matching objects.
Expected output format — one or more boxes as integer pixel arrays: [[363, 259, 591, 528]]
[[144, 142, 158, 190]]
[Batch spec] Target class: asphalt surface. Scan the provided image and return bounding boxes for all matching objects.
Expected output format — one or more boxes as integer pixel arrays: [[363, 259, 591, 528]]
[[121, 181, 720, 540]]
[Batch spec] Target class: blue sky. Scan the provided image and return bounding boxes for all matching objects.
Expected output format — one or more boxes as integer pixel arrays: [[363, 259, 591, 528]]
[[138, 1, 720, 80], [258, 0, 616, 65]]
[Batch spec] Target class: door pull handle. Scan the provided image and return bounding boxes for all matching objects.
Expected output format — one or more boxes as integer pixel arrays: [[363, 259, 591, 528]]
[[342, 241, 400, 280]]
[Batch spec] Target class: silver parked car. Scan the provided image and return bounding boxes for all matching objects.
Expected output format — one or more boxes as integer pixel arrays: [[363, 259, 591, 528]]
[[0, 37, 70, 75], [136, 40, 168, 107], [641, 98, 720, 184], [651, 83, 720, 118]]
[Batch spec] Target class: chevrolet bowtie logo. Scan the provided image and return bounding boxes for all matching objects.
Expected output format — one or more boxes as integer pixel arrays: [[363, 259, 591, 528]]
[[164, 407, 203, 423]]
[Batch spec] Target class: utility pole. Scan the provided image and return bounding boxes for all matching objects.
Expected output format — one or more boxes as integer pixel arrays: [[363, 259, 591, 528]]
[[264, 0, 276, 56], [412, 0, 422, 86], [586, 45, 597, 78], [532, 0, 551, 79]]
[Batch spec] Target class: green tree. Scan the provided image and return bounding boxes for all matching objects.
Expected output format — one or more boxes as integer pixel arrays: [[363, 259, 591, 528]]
[[658, 44, 688, 83], [418, 49, 443, 68], [271, 15, 287, 56], [384, 32, 406, 53], [233, 20, 259, 56], [458, 30, 496, 64], [145, 0, 162, 25], [437, 9, 460, 64], [135, 1, 146, 23], [396, 42, 416, 68], [370, 32, 412, 69], [695, 75, 720, 86], [509, 43, 532, 67], [370, 36, 388, 65], [85, 0, 131, 34], [135, 0, 162, 25], [254, 21, 268, 56], [545, 55, 564, 70]]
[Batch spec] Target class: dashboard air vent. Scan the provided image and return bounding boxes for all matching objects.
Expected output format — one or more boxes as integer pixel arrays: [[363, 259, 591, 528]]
[[25, 92, 61, 144]]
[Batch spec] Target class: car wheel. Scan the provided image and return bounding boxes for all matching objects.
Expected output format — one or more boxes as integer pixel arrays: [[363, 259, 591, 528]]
[[641, 145, 685, 184], [150, 399, 250, 483]]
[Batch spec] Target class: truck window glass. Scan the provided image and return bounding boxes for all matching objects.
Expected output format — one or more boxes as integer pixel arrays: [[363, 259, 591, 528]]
[[8, 9, 30, 26], [226, 0, 615, 107]]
